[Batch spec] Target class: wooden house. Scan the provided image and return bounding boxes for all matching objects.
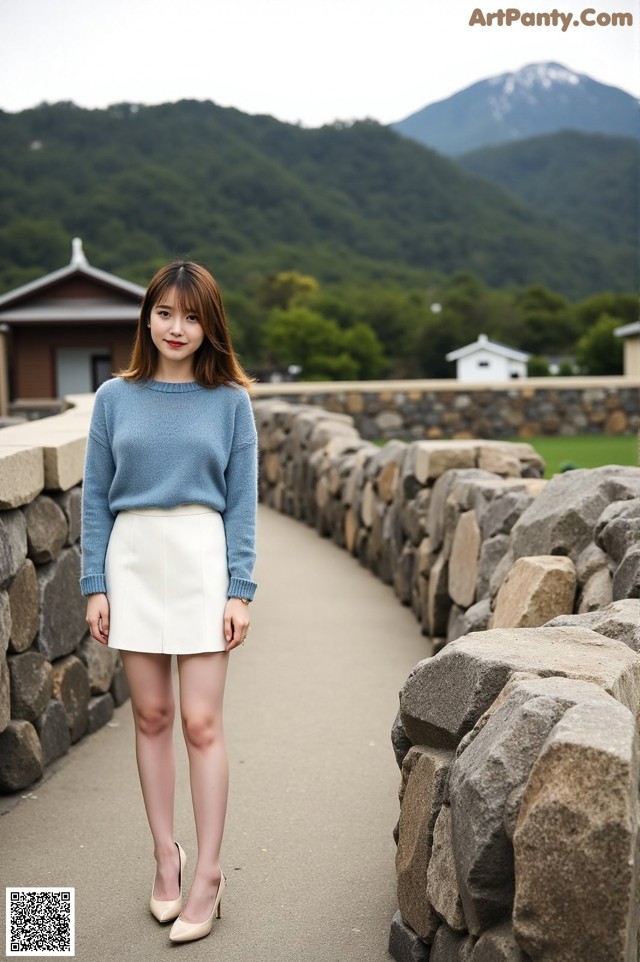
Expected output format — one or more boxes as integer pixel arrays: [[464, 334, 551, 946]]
[[0, 239, 144, 416]]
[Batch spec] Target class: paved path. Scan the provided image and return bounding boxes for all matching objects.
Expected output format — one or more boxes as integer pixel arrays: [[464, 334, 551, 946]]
[[1, 504, 429, 962]]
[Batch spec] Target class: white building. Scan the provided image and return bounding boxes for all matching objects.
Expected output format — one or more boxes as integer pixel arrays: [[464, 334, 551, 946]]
[[445, 333, 530, 382], [614, 320, 640, 377]]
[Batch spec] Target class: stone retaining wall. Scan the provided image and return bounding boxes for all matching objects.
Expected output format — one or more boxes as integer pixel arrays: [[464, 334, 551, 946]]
[[3, 389, 640, 958], [252, 376, 640, 441], [0, 396, 129, 794], [253, 397, 640, 962]]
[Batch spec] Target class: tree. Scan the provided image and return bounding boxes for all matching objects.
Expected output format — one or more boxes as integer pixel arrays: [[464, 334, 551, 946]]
[[571, 292, 639, 333], [0, 218, 68, 272], [511, 284, 576, 354], [557, 360, 576, 376], [262, 307, 344, 378], [341, 324, 389, 379], [356, 288, 431, 376], [575, 314, 624, 375], [261, 306, 387, 380], [302, 352, 360, 380], [527, 356, 551, 376], [223, 292, 263, 364], [255, 271, 319, 310]]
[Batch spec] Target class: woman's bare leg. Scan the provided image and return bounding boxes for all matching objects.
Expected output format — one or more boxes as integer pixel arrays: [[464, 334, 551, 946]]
[[176, 650, 229, 922], [119, 650, 180, 900]]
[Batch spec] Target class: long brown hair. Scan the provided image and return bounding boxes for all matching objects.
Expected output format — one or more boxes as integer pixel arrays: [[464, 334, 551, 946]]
[[115, 261, 256, 393]]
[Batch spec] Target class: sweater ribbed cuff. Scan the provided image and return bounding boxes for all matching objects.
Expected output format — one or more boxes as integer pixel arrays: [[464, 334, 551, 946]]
[[80, 574, 107, 596], [227, 577, 257, 601]]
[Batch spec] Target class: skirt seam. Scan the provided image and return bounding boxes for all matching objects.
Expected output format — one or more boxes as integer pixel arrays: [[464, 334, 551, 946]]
[[125, 516, 133, 644], [200, 520, 208, 648], [162, 517, 166, 654]]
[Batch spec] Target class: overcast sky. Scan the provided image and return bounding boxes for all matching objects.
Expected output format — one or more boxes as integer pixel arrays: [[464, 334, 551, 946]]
[[1, 0, 638, 126]]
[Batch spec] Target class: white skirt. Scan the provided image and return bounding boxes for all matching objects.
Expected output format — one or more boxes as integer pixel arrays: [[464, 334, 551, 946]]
[[104, 503, 229, 654]]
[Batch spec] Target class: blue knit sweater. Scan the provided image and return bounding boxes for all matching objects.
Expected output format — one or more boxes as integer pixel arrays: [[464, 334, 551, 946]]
[[79, 376, 258, 600]]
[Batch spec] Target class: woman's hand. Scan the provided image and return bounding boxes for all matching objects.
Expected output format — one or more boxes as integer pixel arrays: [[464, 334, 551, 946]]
[[86, 593, 110, 645], [224, 598, 250, 651]]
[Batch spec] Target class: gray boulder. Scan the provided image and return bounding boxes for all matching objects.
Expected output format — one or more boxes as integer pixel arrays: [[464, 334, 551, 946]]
[[612, 545, 640, 600], [513, 698, 640, 962], [399, 626, 640, 750], [396, 746, 453, 940], [478, 486, 536, 541], [448, 677, 613, 935], [0, 591, 9, 655], [392, 709, 413, 769], [400, 489, 431, 547], [510, 466, 640, 563], [594, 497, 640, 562], [545, 598, 640, 653], [7, 559, 38, 653], [428, 470, 496, 554], [35, 547, 86, 660], [77, 636, 119, 694], [109, 658, 129, 706], [430, 924, 476, 961], [388, 910, 431, 962], [8, 651, 52, 721], [87, 692, 114, 733], [427, 554, 452, 638], [476, 535, 509, 601], [0, 509, 27, 590], [461, 599, 492, 635], [448, 511, 481, 608], [575, 541, 610, 586], [426, 804, 466, 932], [52, 486, 82, 545], [0, 650, 9, 734], [51, 654, 90, 743], [577, 565, 612, 612], [33, 698, 70, 767], [490, 556, 576, 629], [470, 922, 527, 961], [447, 605, 467, 645], [23, 494, 68, 563], [0, 719, 43, 792]]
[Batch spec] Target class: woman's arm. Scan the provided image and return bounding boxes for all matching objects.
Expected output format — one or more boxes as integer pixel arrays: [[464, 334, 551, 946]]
[[221, 391, 258, 600], [80, 391, 117, 596]]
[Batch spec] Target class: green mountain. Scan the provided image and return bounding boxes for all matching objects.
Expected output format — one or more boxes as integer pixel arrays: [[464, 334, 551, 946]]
[[458, 131, 639, 249], [0, 99, 636, 299]]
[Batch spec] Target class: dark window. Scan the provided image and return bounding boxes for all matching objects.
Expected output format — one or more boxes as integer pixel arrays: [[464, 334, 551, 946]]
[[92, 354, 112, 390]]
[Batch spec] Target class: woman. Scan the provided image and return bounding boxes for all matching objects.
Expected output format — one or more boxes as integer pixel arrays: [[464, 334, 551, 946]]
[[79, 261, 258, 944]]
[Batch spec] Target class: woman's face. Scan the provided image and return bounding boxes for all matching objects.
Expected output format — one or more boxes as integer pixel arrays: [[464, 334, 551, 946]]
[[148, 287, 205, 368]]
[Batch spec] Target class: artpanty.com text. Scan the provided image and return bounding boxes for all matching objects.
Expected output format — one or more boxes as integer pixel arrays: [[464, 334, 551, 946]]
[[469, 8, 633, 30]]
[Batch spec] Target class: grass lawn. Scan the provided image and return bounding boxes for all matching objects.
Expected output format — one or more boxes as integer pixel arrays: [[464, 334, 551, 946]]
[[512, 434, 639, 478]]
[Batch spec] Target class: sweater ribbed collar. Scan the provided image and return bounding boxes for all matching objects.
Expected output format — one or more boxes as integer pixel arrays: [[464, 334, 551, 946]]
[[143, 378, 206, 393]]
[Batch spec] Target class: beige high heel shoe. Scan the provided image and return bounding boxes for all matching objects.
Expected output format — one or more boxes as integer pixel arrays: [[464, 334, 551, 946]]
[[149, 841, 186, 923], [168, 871, 226, 943]]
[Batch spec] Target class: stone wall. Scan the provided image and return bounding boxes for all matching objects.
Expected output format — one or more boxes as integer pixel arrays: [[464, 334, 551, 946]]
[[3, 388, 640, 957], [0, 396, 129, 794], [252, 376, 640, 441], [253, 397, 640, 962]]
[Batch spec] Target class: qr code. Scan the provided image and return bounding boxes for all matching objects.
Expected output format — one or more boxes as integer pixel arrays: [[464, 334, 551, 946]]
[[6, 888, 75, 956]]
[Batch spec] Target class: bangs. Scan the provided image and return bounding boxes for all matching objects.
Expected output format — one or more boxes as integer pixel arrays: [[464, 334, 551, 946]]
[[153, 275, 209, 320]]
